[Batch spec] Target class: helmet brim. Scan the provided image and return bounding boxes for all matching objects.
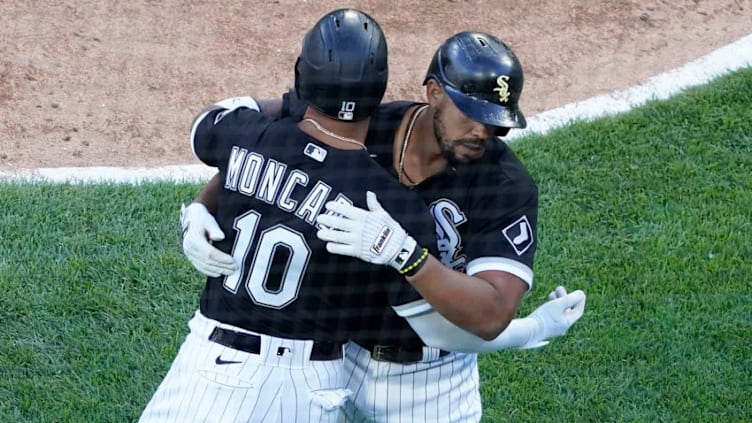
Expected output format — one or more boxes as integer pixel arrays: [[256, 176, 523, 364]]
[[444, 85, 527, 129]]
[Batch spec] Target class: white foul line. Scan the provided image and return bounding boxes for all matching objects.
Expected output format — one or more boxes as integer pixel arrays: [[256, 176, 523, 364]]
[[507, 32, 752, 141], [2, 33, 751, 184]]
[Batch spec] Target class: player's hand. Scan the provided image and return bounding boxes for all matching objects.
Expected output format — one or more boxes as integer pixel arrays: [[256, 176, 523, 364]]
[[521, 286, 586, 349], [548, 285, 568, 301], [316, 191, 420, 272], [180, 203, 237, 277]]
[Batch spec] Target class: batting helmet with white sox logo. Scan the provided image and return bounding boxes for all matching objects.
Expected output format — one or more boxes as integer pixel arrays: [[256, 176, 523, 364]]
[[424, 31, 527, 129]]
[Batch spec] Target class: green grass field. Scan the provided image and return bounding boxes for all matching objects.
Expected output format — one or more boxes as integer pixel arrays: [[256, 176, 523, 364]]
[[1, 68, 750, 422]]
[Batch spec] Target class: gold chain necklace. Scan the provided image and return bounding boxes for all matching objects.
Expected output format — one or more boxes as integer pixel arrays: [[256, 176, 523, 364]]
[[302, 118, 367, 151], [398, 105, 429, 187]]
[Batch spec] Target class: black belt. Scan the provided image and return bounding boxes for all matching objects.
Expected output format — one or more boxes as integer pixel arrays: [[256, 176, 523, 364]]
[[361, 343, 451, 364], [208, 327, 343, 361]]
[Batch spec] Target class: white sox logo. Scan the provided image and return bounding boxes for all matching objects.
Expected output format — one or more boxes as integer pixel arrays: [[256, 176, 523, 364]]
[[429, 199, 467, 272], [502, 215, 534, 256], [493, 75, 511, 103]]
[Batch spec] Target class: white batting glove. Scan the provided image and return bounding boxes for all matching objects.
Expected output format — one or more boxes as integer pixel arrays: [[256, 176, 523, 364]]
[[316, 191, 420, 273], [520, 286, 587, 349], [180, 203, 237, 277], [548, 285, 568, 301]]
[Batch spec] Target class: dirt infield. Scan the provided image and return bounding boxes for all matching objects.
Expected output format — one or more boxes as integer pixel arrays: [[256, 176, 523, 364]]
[[1, 1, 750, 171]]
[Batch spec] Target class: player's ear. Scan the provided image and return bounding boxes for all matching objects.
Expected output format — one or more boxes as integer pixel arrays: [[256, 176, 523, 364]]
[[425, 79, 444, 104]]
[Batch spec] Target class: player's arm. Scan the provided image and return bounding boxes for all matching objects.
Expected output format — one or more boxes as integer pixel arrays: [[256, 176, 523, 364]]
[[190, 95, 291, 213], [180, 174, 233, 277], [193, 93, 297, 209], [181, 96, 275, 276], [181, 94, 299, 276], [393, 286, 586, 352], [318, 191, 528, 340], [400, 259, 526, 339], [192, 173, 223, 214]]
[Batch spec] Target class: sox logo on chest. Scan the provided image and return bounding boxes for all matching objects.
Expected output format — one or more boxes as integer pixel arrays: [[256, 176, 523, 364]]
[[429, 198, 467, 272]]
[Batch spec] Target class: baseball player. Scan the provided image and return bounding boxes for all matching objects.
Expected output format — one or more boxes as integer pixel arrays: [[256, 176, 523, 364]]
[[314, 32, 587, 422], [182, 32, 587, 422], [139, 9, 441, 423]]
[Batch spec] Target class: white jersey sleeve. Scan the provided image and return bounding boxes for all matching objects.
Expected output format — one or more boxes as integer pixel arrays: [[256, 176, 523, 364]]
[[393, 299, 542, 353]]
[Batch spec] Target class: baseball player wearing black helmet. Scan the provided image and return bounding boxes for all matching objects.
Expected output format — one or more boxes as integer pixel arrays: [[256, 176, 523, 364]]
[[316, 32, 585, 422], [139, 9, 440, 423], [182, 31, 587, 423]]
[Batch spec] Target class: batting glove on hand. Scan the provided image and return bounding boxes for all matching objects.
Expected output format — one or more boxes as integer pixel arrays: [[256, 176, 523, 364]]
[[548, 285, 569, 301], [520, 286, 587, 349], [316, 191, 420, 273], [180, 203, 237, 277]]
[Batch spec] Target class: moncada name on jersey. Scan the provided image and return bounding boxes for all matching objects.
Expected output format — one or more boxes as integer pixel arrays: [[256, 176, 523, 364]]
[[222, 145, 350, 227]]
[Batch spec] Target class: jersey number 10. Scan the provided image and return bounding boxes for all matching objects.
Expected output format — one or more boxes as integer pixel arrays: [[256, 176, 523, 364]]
[[222, 211, 312, 309]]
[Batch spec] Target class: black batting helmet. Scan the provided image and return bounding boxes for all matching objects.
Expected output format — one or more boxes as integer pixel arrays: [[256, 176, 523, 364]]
[[424, 32, 526, 128], [295, 9, 388, 121]]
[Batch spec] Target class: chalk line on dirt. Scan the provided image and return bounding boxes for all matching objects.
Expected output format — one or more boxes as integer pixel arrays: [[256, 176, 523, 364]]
[[2, 33, 751, 184]]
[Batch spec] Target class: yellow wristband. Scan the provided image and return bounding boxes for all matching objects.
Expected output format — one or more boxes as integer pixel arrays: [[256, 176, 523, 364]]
[[399, 248, 429, 276]]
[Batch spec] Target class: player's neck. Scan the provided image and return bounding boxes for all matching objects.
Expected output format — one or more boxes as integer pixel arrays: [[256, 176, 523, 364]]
[[396, 105, 448, 186], [407, 108, 448, 167], [299, 110, 369, 151]]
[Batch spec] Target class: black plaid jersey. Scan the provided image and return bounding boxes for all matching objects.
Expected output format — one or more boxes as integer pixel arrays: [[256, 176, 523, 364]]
[[191, 102, 437, 344]]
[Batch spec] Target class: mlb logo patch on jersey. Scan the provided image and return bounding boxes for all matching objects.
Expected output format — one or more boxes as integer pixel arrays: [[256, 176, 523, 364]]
[[502, 215, 534, 256], [303, 143, 327, 162]]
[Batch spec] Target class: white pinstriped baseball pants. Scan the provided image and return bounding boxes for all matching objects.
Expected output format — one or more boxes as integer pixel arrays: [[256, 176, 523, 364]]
[[339, 342, 482, 423], [139, 311, 349, 423]]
